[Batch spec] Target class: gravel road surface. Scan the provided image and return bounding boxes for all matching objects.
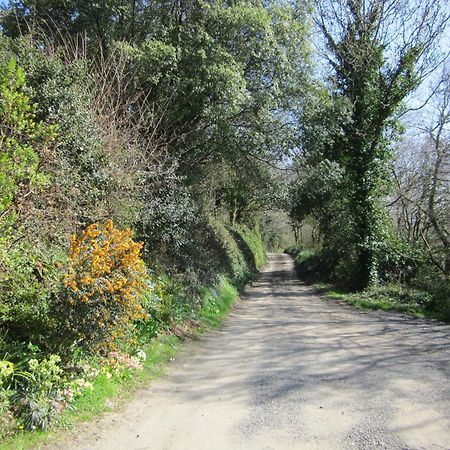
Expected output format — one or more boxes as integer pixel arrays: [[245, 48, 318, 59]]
[[54, 253, 450, 450]]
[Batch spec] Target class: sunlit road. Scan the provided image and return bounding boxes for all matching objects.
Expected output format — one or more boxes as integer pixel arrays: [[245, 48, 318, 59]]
[[54, 254, 450, 450]]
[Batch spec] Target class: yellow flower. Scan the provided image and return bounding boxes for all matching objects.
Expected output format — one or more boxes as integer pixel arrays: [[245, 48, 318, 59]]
[[63, 219, 149, 352]]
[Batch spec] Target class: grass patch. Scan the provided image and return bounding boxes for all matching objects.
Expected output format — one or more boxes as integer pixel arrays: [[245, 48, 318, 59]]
[[316, 283, 430, 319], [1, 276, 243, 450], [199, 277, 239, 329], [286, 249, 449, 322]]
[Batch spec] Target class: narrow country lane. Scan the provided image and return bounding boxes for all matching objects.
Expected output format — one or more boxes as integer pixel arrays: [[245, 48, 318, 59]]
[[54, 254, 450, 450]]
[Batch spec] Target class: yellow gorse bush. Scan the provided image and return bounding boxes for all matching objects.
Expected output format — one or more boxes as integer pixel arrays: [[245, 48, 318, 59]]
[[63, 220, 149, 353]]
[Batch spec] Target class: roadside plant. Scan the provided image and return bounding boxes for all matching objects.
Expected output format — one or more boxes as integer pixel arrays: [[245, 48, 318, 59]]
[[0, 361, 15, 438], [0, 231, 59, 344], [62, 220, 149, 354], [107, 351, 142, 371], [11, 354, 68, 430], [0, 358, 36, 436], [0, 57, 55, 215]]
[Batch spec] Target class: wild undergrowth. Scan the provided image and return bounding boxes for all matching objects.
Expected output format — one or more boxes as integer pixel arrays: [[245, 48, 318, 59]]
[[0, 219, 265, 447], [286, 246, 449, 322]]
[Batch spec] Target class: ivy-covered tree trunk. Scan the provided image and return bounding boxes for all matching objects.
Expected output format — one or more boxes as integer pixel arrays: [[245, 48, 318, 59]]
[[344, 120, 388, 288], [311, 0, 440, 288], [350, 178, 380, 288]]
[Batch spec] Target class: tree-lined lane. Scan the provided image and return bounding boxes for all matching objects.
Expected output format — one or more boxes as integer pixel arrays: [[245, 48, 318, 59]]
[[57, 254, 450, 450]]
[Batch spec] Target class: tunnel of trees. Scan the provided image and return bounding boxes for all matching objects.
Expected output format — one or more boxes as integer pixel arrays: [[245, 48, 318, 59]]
[[0, 0, 448, 438]]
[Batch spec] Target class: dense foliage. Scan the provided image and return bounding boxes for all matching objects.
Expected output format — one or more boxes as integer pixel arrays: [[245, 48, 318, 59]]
[[61, 220, 148, 354], [0, 0, 448, 440], [289, 0, 449, 315], [0, 0, 305, 437]]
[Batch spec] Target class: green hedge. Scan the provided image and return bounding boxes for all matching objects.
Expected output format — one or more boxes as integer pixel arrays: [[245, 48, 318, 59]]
[[211, 221, 266, 289]]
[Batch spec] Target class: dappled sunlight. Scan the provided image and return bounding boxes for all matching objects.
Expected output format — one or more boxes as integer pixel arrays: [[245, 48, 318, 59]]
[[63, 254, 450, 449]]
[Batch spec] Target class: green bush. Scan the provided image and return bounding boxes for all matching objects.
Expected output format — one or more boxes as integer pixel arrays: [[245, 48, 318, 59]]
[[0, 231, 60, 344], [12, 354, 68, 431], [233, 225, 266, 272], [432, 286, 450, 321], [0, 360, 16, 438], [0, 57, 54, 214], [0, 53, 62, 348], [209, 222, 265, 288], [139, 270, 202, 335], [410, 274, 450, 321], [284, 245, 303, 257], [9, 38, 116, 244], [286, 247, 329, 282], [352, 285, 431, 309], [0, 346, 70, 434], [210, 220, 249, 285]]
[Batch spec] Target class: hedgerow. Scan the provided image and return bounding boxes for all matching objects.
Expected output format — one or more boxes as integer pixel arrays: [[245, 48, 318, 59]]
[[0, 3, 286, 439]]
